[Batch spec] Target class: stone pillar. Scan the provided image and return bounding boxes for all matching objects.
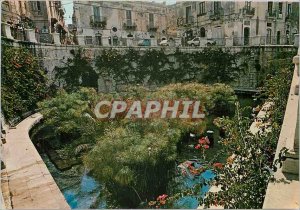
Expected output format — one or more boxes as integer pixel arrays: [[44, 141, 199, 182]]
[[1, 23, 14, 39], [52, 33, 61, 45], [24, 29, 37, 43]]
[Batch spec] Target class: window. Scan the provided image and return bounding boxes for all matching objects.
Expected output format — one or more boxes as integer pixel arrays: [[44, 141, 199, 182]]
[[267, 2, 273, 13], [149, 13, 154, 27], [245, 1, 251, 10], [287, 4, 291, 15], [93, 6, 101, 22], [37, 1, 41, 10], [278, 2, 283, 14], [267, 22, 272, 27], [186, 6, 192, 23], [85, 36, 93, 45], [199, 2, 205, 15], [214, 1, 221, 13], [32, 1, 41, 11], [200, 27, 206, 37], [126, 10, 132, 25]]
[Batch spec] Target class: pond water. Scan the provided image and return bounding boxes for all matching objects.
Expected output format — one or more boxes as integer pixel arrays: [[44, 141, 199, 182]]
[[174, 161, 216, 209], [41, 153, 106, 209], [42, 151, 214, 209]]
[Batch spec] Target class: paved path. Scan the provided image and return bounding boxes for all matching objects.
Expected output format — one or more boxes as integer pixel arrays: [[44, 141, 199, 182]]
[[1, 113, 70, 209]]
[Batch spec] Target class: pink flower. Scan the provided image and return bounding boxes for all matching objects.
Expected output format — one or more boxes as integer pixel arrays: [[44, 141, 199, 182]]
[[195, 144, 201, 149], [199, 137, 206, 144], [156, 194, 168, 205], [204, 145, 210, 149]]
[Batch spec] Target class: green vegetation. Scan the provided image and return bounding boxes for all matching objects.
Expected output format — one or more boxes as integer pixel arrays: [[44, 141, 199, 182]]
[[1, 45, 47, 121], [153, 51, 295, 209], [54, 48, 98, 92], [37, 83, 237, 207]]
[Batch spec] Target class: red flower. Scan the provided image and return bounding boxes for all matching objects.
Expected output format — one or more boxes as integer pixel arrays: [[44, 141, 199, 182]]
[[199, 138, 206, 144], [204, 145, 209, 149], [213, 162, 223, 169], [157, 194, 168, 201], [195, 144, 201, 149]]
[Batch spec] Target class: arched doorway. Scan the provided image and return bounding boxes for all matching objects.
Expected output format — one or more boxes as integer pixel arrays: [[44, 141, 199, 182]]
[[244, 27, 250, 45], [200, 27, 206, 37], [276, 31, 280, 44]]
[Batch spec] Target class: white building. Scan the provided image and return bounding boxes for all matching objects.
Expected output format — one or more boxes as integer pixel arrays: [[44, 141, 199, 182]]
[[72, 1, 176, 46], [175, 1, 299, 46]]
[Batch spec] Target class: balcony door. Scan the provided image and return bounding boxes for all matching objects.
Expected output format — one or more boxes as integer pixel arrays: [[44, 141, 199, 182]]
[[93, 6, 101, 22], [186, 6, 192, 23], [126, 10, 132, 26], [244, 27, 250, 45]]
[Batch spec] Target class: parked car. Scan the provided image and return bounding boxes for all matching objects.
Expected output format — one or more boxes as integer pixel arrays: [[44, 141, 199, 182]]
[[206, 39, 216, 46], [138, 39, 151, 46], [187, 37, 200, 46], [159, 39, 169, 46]]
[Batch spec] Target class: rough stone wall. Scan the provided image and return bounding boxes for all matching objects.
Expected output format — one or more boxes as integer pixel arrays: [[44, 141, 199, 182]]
[[9, 40, 296, 93]]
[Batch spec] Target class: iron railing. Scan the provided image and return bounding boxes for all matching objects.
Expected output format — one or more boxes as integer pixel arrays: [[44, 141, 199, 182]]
[[90, 15, 107, 29]]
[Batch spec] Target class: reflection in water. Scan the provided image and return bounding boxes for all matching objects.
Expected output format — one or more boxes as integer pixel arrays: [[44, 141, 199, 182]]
[[41, 154, 106, 209], [42, 152, 215, 209]]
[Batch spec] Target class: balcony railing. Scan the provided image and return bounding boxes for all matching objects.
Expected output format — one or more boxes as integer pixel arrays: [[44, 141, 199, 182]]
[[242, 7, 255, 16], [209, 9, 224, 20], [266, 10, 276, 19], [90, 15, 107, 29], [147, 24, 158, 32], [123, 20, 137, 30], [176, 16, 195, 27]]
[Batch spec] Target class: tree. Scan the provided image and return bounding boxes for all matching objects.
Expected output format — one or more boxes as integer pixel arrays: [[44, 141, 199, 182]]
[[1, 45, 47, 121]]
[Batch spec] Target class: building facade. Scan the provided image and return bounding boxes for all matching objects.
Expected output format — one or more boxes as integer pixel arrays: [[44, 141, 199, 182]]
[[175, 1, 299, 46], [1, 0, 66, 43], [72, 1, 175, 46]]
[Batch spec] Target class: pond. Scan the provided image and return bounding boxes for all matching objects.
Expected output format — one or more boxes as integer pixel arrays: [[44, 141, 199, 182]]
[[36, 93, 256, 209], [41, 153, 106, 209], [41, 150, 215, 209]]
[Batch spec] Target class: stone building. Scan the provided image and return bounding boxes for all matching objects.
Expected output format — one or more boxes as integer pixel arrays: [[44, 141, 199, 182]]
[[72, 1, 175, 46], [175, 1, 299, 46], [1, 0, 66, 43]]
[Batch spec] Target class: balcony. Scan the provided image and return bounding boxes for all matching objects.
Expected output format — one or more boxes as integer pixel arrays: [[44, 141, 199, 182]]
[[147, 24, 158, 32], [266, 10, 276, 19], [209, 9, 224, 21], [242, 7, 255, 17], [90, 15, 107, 29], [123, 20, 137, 30]]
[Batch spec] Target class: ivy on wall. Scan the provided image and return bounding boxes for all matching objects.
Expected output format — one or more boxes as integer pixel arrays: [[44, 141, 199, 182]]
[[56, 47, 245, 91], [54, 48, 98, 92], [1, 45, 48, 121], [95, 48, 243, 87]]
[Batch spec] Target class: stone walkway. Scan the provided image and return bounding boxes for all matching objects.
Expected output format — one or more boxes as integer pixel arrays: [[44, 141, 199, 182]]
[[1, 113, 70, 209]]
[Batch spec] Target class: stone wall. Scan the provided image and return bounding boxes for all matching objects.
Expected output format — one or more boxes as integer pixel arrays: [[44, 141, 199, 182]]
[[4, 39, 297, 93]]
